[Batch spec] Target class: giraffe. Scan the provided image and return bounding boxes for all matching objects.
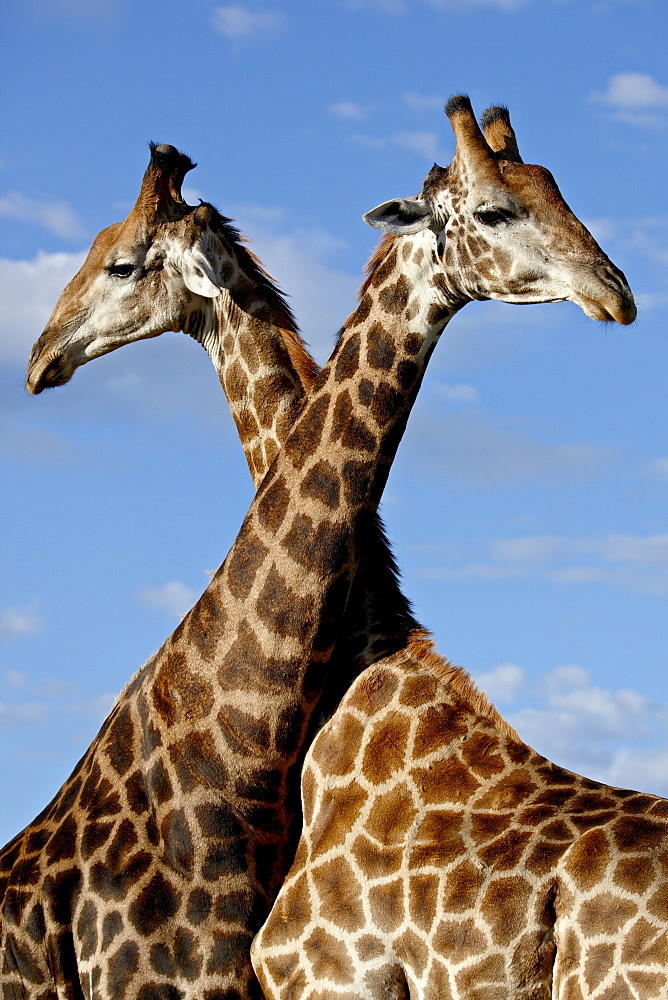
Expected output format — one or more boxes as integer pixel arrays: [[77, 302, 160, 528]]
[[252, 644, 668, 1000], [251, 113, 666, 1000], [6, 96, 635, 1000], [26, 142, 418, 690]]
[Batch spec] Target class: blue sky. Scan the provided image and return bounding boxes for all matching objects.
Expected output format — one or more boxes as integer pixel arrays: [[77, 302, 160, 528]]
[[1, 0, 668, 845]]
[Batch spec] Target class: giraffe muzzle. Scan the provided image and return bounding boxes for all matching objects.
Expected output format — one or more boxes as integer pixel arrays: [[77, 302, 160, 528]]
[[26, 353, 75, 394]]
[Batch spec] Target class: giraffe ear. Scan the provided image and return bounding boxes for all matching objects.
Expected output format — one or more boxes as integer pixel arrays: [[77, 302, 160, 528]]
[[177, 244, 222, 299], [363, 198, 434, 234]]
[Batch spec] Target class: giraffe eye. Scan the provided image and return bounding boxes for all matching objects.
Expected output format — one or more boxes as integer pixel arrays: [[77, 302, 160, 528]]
[[107, 262, 136, 279], [475, 208, 514, 227]]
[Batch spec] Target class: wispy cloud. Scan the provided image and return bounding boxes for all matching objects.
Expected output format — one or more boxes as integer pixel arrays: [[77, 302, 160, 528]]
[[425, 0, 529, 9], [0, 250, 85, 365], [350, 0, 530, 12], [433, 382, 479, 404], [591, 72, 668, 128], [6, 669, 75, 698], [139, 581, 198, 617], [582, 214, 668, 308], [0, 606, 44, 642], [405, 409, 609, 486], [473, 662, 668, 796], [347, 0, 404, 11], [474, 662, 525, 702], [70, 691, 117, 723], [403, 91, 444, 113], [0, 668, 116, 736], [328, 101, 370, 122], [393, 130, 441, 160], [211, 5, 285, 40], [0, 700, 47, 728], [424, 531, 668, 594], [236, 211, 359, 364], [0, 191, 84, 239], [653, 458, 668, 481], [350, 130, 450, 162]]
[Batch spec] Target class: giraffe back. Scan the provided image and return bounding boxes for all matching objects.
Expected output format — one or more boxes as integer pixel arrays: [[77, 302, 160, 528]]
[[253, 637, 668, 1000]]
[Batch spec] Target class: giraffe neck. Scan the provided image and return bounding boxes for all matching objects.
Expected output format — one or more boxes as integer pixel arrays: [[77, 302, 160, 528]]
[[182, 228, 457, 696], [182, 220, 317, 486], [135, 226, 460, 878]]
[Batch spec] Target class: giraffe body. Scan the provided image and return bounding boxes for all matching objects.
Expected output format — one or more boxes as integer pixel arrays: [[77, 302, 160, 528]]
[[8, 102, 636, 999], [253, 637, 668, 1000]]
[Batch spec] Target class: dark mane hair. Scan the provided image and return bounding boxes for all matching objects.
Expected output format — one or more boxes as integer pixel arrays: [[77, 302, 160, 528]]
[[204, 202, 320, 390]]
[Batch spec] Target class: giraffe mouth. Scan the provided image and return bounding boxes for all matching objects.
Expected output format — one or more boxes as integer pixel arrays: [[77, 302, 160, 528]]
[[26, 353, 75, 394], [571, 264, 637, 326], [574, 291, 637, 325]]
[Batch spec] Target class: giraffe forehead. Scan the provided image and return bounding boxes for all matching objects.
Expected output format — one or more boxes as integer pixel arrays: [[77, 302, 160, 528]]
[[497, 161, 567, 212]]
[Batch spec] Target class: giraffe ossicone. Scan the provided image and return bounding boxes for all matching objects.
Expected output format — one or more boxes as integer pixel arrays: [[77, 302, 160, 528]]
[[6, 97, 638, 1000]]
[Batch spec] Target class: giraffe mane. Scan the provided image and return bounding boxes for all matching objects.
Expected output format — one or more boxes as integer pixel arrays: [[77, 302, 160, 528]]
[[358, 231, 400, 302], [405, 628, 520, 741], [205, 204, 320, 392], [336, 232, 401, 341]]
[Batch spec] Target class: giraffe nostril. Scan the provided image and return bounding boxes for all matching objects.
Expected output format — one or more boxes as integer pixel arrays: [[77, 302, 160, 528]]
[[602, 265, 628, 294]]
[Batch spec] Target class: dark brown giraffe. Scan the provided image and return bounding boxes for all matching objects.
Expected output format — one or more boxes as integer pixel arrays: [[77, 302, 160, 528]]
[[4, 98, 635, 1000], [252, 111, 665, 1000]]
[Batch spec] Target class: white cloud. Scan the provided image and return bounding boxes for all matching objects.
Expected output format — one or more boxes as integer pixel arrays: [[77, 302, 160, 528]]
[[350, 130, 450, 162], [0, 191, 83, 239], [652, 458, 668, 480], [421, 562, 521, 581], [425, 0, 528, 7], [0, 606, 44, 642], [350, 134, 387, 151], [139, 581, 198, 617], [494, 663, 668, 796], [347, 0, 404, 11], [474, 663, 525, 702], [70, 691, 117, 722], [592, 72, 668, 127], [238, 214, 359, 365], [494, 532, 668, 569], [5, 669, 76, 698], [403, 91, 444, 113], [608, 747, 668, 794], [0, 701, 47, 728], [434, 382, 479, 404], [328, 101, 369, 122], [595, 71, 668, 109], [211, 6, 284, 39], [581, 215, 668, 308], [350, 0, 529, 9], [406, 409, 608, 486], [392, 130, 441, 160], [426, 532, 668, 594], [0, 250, 85, 365]]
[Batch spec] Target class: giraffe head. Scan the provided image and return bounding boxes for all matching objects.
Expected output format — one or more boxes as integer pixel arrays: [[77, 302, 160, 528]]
[[364, 97, 635, 324], [26, 144, 281, 394]]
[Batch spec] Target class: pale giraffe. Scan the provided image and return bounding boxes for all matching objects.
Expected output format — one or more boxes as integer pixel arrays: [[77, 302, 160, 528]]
[[253, 639, 668, 1000], [251, 109, 665, 1000], [6, 95, 635, 1000]]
